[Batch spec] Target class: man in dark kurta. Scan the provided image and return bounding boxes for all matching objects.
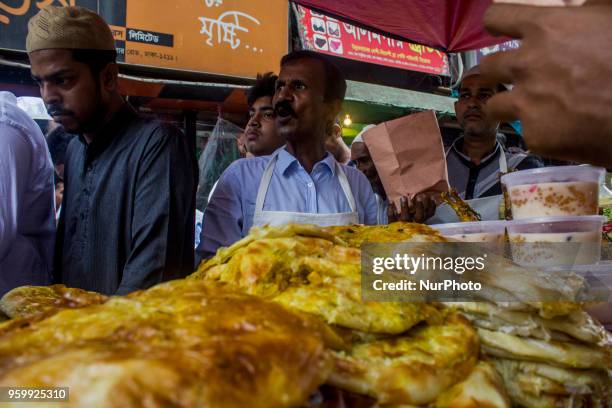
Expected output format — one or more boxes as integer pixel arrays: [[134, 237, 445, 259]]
[[27, 6, 197, 295]]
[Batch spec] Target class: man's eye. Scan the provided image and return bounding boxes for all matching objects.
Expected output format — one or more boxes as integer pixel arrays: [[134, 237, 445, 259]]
[[55, 77, 71, 86], [294, 83, 306, 90], [263, 112, 274, 119]]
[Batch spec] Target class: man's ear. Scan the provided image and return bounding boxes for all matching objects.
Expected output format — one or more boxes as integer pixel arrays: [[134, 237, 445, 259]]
[[100, 62, 119, 92]]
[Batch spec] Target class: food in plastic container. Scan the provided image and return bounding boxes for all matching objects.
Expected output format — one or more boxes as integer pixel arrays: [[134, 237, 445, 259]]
[[432, 221, 507, 243], [507, 216, 605, 267], [501, 165, 604, 219]]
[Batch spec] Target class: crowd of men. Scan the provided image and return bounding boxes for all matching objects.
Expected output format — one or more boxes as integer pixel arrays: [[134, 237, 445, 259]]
[[1, 3, 611, 296]]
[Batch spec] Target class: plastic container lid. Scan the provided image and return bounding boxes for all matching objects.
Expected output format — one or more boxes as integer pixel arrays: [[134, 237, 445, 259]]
[[506, 215, 606, 234], [431, 220, 508, 235], [500, 165, 605, 188]]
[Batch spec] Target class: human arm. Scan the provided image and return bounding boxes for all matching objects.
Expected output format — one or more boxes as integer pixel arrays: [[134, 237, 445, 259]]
[[196, 165, 245, 261], [0, 124, 30, 262]]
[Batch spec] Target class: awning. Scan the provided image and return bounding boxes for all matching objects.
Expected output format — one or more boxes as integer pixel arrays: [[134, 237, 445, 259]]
[[293, 0, 507, 52], [342, 80, 455, 127], [346, 80, 455, 115]]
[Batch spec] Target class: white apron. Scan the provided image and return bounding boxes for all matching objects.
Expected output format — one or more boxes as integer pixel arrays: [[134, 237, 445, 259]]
[[429, 146, 525, 223], [252, 155, 360, 227], [375, 193, 388, 225]]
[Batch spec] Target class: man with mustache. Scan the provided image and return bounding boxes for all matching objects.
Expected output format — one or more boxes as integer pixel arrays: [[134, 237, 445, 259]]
[[443, 65, 543, 221], [27, 6, 197, 295], [197, 50, 378, 259]]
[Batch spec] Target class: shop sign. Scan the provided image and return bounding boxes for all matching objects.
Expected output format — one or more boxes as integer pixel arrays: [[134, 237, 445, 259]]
[[0, 0, 288, 79], [296, 4, 449, 76]]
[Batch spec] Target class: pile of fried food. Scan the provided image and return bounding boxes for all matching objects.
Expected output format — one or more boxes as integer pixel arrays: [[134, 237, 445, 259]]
[[0, 223, 609, 407]]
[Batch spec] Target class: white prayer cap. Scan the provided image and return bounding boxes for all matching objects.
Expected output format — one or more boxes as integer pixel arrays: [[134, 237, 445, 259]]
[[351, 124, 376, 146]]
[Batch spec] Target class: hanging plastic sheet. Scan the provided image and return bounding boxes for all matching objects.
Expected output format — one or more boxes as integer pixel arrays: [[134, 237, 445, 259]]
[[196, 117, 244, 210]]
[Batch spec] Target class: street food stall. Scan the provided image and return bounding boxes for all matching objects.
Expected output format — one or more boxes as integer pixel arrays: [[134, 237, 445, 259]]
[[0, 1, 609, 407]]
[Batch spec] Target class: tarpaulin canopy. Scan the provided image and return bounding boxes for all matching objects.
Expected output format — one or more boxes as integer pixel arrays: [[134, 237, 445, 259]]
[[293, 0, 507, 53]]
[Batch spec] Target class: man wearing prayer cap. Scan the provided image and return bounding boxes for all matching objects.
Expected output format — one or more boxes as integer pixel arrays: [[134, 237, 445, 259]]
[[27, 6, 198, 295], [442, 64, 543, 222]]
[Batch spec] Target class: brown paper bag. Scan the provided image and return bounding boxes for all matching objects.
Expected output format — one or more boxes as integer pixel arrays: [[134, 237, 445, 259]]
[[362, 110, 449, 209]]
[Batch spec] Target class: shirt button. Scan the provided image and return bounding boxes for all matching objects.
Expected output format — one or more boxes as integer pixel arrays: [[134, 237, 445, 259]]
[[307, 183, 313, 188]]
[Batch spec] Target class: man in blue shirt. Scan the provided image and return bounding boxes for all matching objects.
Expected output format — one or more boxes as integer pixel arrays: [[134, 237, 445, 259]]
[[197, 50, 378, 259]]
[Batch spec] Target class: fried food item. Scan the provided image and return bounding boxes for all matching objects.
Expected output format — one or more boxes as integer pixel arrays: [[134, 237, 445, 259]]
[[445, 302, 610, 345], [304, 385, 377, 408], [0, 284, 107, 320], [0, 280, 342, 408], [491, 358, 611, 408], [328, 312, 480, 405], [477, 328, 611, 371], [433, 361, 510, 408], [324, 222, 448, 248], [202, 223, 346, 270], [193, 232, 438, 334], [440, 189, 481, 222]]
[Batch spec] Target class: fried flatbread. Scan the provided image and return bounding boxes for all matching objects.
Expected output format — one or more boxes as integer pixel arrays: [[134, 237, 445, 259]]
[[327, 312, 479, 405], [194, 234, 438, 334], [433, 361, 510, 408], [0, 285, 107, 320], [445, 302, 610, 345], [324, 222, 447, 248], [478, 328, 611, 370], [0, 280, 341, 408], [491, 358, 611, 408]]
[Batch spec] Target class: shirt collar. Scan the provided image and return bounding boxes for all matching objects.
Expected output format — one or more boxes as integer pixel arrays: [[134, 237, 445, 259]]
[[275, 146, 337, 176], [451, 136, 501, 167], [78, 102, 137, 164]]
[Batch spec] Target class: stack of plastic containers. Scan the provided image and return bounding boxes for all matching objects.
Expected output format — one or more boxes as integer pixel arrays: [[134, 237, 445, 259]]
[[501, 166, 606, 267]]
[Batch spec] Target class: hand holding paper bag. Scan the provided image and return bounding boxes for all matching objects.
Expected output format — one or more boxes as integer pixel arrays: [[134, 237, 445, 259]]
[[362, 110, 450, 212]]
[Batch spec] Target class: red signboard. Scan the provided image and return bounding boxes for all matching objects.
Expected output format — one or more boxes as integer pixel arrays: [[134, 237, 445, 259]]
[[295, 4, 449, 76]]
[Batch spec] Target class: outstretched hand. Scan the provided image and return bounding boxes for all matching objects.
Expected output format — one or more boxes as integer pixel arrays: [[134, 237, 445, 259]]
[[480, 2, 612, 168]]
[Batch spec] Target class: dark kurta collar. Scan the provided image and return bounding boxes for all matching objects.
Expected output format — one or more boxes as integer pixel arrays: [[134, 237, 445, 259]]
[[78, 103, 137, 167]]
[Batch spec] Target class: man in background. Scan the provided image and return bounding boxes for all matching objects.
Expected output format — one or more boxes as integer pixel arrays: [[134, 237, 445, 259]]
[[28, 6, 197, 295], [45, 123, 75, 178], [444, 65, 543, 221], [203, 72, 285, 204], [244, 72, 285, 156], [0, 91, 55, 295]]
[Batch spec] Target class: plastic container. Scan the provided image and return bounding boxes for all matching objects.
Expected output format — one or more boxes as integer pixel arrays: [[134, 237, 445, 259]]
[[431, 221, 507, 243], [501, 165, 605, 219], [507, 215, 605, 266]]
